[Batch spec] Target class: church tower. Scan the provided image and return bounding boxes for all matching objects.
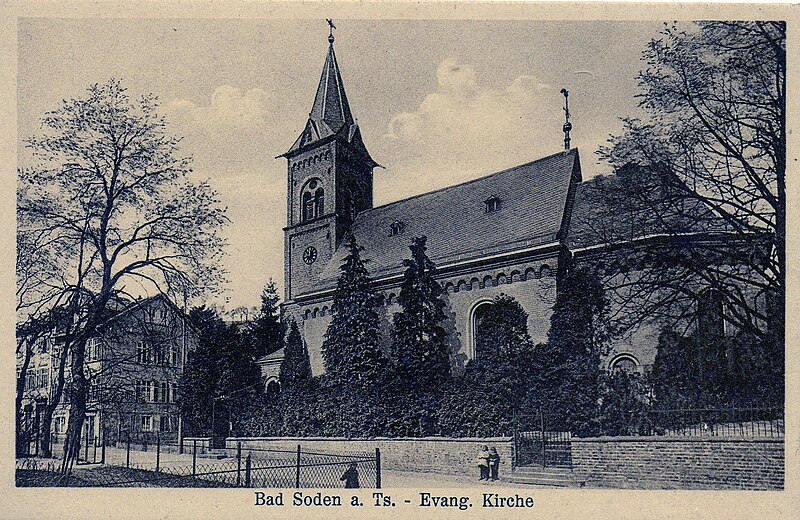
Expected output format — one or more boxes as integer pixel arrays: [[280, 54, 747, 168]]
[[280, 28, 378, 301]]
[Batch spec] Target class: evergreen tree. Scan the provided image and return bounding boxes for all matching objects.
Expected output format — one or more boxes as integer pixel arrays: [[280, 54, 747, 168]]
[[179, 306, 263, 438], [322, 235, 387, 390], [540, 265, 608, 436], [279, 320, 312, 391], [248, 279, 283, 358], [597, 369, 649, 436], [391, 236, 450, 393], [474, 294, 535, 362]]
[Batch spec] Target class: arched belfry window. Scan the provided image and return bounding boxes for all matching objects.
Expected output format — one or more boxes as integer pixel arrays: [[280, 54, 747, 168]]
[[301, 179, 325, 222]]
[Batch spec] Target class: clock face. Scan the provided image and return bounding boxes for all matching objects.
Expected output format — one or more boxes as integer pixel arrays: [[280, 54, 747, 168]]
[[303, 246, 318, 265]]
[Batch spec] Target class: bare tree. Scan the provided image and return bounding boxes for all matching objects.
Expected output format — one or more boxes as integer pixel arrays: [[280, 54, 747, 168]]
[[595, 21, 785, 342], [18, 80, 227, 474]]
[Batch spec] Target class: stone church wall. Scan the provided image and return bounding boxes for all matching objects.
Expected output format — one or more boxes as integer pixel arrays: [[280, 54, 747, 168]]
[[288, 259, 560, 376]]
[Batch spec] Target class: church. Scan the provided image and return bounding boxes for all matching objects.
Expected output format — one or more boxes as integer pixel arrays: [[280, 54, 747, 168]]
[[269, 29, 664, 381]]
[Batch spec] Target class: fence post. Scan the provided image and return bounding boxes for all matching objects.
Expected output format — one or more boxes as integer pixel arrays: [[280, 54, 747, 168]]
[[295, 444, 301, 489], [245, 453, 252, 488], [126, 433, 131, 468], [539, 409, 546, 468], [84, 425, 90, 462], [179, 435, 184, 455], [156, 432, 161, 473], [101, 429, 106, 465], [192, 440, 197, 477], [375, 448, 381, 489], [94, 436, 98, 463], [236, 442, 242, 487]]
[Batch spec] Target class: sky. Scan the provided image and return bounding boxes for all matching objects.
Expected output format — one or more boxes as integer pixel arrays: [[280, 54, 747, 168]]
[[18, 18, 664, 311]]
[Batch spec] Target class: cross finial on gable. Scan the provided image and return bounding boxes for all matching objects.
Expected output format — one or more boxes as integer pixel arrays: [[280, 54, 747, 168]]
[[560, 88, 573, 151]]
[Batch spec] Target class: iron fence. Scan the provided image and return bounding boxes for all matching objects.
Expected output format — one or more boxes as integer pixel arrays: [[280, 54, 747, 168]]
[[18, 440, 381, 489], [637, 406, 784, 438]]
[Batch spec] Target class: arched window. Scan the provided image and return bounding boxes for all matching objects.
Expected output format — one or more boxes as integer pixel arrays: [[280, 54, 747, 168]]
[[609, 354, 639, 374], [300, 179, 325, 222], [470, 301, 494, 360], [697, 288, 725, 338], [314, 187, 325, 217], [266, 378, 281, 396]]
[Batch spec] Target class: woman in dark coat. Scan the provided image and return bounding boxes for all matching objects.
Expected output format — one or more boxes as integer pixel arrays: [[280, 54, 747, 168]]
[[341, 462, 360, 489]]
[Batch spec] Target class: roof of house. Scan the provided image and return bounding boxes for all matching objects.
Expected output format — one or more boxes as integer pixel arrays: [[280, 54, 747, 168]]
[[312, 148, 581, 290], [568, 166, 733, 250]]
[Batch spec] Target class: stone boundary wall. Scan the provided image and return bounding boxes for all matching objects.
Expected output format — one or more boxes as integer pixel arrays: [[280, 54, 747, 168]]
[[571, 436, 784, 490], [226, 437, 513, 477], [183, 437, 212, 452]]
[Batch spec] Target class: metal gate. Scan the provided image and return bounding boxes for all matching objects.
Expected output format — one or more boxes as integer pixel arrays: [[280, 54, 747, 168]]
[[514, 410, 572, 468]]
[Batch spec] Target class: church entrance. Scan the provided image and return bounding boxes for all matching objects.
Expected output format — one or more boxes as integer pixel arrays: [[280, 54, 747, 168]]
[[513, 410, 572, 468]]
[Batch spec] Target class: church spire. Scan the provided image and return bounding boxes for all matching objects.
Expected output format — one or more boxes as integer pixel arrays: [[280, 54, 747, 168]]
[[283, 21, 364, 157], [308, 24, 354, 134]]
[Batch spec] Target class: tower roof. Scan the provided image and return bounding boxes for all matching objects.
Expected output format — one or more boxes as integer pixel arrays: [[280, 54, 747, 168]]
[[283, 31, 376, 165], [309, 41, 354, 133]]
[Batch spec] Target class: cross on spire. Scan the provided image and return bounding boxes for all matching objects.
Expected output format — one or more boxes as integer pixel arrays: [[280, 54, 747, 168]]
[[326, 18, 336, 44]]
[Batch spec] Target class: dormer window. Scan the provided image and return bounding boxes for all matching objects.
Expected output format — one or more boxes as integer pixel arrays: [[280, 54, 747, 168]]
[[485, 196, 502, 213], [389, 220, 406, 237]]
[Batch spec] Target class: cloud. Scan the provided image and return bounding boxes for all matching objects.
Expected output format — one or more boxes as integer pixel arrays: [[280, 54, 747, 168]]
[[163, 86, 289, 309], [380, 58, 561, 202], [167, 86, 272, 130]]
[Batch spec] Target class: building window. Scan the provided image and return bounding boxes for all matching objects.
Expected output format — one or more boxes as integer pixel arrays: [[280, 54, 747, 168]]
[[86, 338, 102, 362], [135, 380, 152, 402], [171, 346, 179, 367], [153, 381, 169, 403], [301, 179, 325, 222], [471, 301, 494, 360], [140, 415, 153, 432], [29, 369, 38, 389], [266, 378, 281, 396], [54, 416, 66, 434], [136, 342, 151, 364], [389, 220, 405, 237], [697, 288, 725, 338], [159, 415, 174, 432], [610, 354, 639, 374], [484, 196, 502, 213]]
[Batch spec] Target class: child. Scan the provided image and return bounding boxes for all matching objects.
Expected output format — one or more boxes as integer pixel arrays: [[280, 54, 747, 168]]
[[488, 447, 501, 481], [477, 445, 490, 481]]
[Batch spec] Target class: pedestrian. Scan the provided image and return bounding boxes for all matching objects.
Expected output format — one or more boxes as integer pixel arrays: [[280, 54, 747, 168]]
[[488, 447, 501, 481], [341, 462, 360, 489], [477, 445, 490, 481]]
